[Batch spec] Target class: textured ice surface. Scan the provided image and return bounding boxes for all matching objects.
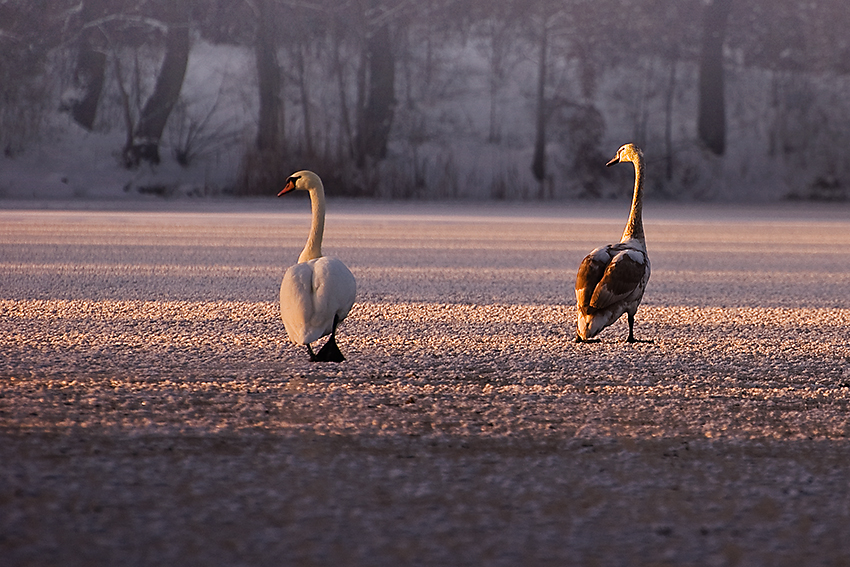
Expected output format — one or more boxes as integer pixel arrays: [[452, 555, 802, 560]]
[[2, 199, 850, 565]]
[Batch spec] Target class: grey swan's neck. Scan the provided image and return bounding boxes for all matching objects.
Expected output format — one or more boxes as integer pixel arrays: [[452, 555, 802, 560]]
[[621, 153, 645, 245]]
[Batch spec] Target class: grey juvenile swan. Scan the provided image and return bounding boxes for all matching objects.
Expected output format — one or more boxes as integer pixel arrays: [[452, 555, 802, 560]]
[[575, 143, 650, 343], [278, 171, 356, 362]]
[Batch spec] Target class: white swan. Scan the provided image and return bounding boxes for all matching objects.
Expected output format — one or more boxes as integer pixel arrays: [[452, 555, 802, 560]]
[[278, 170, 356, 362], [575, 143, 651, 343]]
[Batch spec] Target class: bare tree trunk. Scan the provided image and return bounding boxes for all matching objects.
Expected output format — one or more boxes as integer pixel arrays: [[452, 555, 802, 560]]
[[111, 52, 135, 153], [124, 4, 190, 167], [531, 16, 548, 192], [697, 0, 733, 156], [236, 0, 288, 196], [295, 42, 314, 158], [355, 23, 396, 169], [64, 0, 107, 131], [487, 19, 507, 144], [664, 52, 678, 181], [331, 25, 354, 161], [254, 0, 282, 153]]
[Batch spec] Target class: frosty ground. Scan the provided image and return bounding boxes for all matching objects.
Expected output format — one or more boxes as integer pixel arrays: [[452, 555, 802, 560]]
[[2, 198, 850, 566]]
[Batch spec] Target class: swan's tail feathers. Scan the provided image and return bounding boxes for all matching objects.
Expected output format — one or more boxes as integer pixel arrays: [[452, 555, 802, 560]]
[[310, 315, 346, 363]]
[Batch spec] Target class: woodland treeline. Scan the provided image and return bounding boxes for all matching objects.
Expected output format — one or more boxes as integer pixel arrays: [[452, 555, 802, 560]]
[[1, 0, 849, 199]]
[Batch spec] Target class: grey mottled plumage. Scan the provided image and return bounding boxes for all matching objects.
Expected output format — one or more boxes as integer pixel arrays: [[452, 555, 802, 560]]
[[575, 144, 650, 343]]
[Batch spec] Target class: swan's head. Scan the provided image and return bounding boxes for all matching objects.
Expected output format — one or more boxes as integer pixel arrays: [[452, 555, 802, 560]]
[[606, 143, 643, 167], [277, 170, 322, 197]]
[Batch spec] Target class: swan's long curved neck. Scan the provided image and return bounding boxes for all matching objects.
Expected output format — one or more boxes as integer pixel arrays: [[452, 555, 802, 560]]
[[298, 186, 325, 263], [621, 156, 645, 244]]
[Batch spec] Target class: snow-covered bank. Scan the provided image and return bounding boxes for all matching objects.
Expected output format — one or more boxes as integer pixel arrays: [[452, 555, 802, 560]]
[[3, 34, 850, 202]]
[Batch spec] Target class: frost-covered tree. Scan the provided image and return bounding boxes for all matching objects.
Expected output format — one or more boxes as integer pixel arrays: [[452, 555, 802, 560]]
[[123, 2, 191, 167], [63, 0, 109, 131]]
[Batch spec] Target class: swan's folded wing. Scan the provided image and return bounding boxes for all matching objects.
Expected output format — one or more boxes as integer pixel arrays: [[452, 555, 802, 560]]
[[589, 249, 647, 310], [575, 247, 609, 311], [280, 262, 315, 344], [310, 257, 357, 330]]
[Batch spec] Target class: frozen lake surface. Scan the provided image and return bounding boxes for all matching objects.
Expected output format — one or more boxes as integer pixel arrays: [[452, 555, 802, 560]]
[[2, 198, 850, 565]]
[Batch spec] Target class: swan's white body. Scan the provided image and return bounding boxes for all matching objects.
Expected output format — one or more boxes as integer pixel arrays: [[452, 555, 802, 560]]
[[280, 256, 356, 345], [278, 171, 356, 359], [575, 144, 650, 342]]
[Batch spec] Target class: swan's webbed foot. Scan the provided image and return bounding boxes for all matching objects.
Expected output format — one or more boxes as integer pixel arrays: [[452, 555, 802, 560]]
[[313, 334, 345, 362], [307, 315, 345, 363]]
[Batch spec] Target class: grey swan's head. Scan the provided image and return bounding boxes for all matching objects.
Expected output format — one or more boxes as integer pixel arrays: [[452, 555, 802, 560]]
[[606, 143, 643, 168]]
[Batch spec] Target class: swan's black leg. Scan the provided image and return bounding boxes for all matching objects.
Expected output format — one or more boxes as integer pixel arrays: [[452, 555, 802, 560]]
[[307, 344, 318, 362], [626, 312, 636, 343], [313, 315, 345, 363], [625, 312, 653, 343]]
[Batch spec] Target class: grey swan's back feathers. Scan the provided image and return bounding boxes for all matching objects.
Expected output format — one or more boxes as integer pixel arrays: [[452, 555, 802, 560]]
[[575, 143, 650, 343]]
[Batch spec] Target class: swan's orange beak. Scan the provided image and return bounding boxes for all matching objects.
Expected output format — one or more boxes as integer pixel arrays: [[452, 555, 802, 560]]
[[277, 179, 296, 197], [606, 154, 620, 167]]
